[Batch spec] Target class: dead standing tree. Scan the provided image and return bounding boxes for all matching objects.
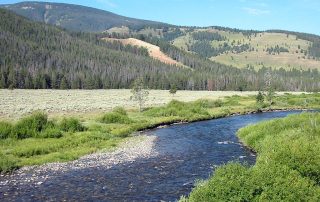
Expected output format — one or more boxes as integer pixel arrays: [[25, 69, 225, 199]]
[[265, 70, 275, 106], [131, 78, 149, 112]]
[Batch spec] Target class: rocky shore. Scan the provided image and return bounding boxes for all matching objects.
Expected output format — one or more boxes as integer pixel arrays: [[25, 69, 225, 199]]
[[0, 134, 158, 190]]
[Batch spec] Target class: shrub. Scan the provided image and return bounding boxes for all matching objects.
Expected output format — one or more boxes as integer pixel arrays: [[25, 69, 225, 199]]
[[256, 91, 264, 104], [0, 121, 13, 139], [167, 100, 187, 108], [60, 117, 85, 132], [0, 113, 86, 140], [39, 127, 63, 138], [144, 100, 210, 119], [0, 152, 18, 173], [11, 111, 48, 139], [213, 99, 223, 107], [112, 107, 127, 115], [101, 112, 132, 124], [193, 99, 223, 108]]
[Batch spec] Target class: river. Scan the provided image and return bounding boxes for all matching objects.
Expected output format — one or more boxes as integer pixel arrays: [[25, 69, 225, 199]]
[[0, 110, 303, 201]]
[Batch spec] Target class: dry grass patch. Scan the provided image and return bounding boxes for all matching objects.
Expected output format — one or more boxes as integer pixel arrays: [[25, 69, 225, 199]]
[[0, 90, 305, 120]]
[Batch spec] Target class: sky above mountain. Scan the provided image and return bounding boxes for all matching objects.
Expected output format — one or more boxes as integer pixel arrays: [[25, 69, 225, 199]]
[[2, 0, 320, 35]]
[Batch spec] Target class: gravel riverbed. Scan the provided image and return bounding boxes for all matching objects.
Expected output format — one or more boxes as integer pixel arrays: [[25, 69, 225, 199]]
[[0, 134, 158, 190]]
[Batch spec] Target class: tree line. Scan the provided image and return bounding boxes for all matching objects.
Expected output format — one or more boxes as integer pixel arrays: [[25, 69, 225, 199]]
[[1, 9, 320, 92]]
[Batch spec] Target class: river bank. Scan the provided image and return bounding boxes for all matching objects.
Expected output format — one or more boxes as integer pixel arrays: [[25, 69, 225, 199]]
[[184, 111, 320, 201], [2, 111, 301, 201], [0, 135, 158, 195]]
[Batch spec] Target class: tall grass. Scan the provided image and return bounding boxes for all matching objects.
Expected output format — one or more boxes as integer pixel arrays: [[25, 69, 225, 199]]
[[12, 111, 48, 139], [144, 100, 211, 121], [184, 112, 320, 201], [0, 112, 85, 140], [0, 112, 87, 172], [0, 121, 12, 139]]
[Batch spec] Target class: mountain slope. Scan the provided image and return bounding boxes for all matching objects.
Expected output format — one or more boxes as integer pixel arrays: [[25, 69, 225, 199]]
[[1, 1, 169, 32], [3, 2, 320, 71], [171, 28, 320, 70], [0, 8, 184, 89], [0, 8, 320, 91], [103, 37, 184, 66]]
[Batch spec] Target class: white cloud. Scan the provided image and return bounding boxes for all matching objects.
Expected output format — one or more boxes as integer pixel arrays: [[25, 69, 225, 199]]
[[242, 7, 270, 15]]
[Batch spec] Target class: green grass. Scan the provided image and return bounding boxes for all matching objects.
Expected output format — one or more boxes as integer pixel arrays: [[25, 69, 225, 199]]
[[172, 28, 320, 70], [1, 93, 320, 173], [0, 111, 85, 140], [183, 112, 320, 201]]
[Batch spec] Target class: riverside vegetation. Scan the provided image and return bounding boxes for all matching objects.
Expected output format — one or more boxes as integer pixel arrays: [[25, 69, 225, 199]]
[[183, 108, 320, 201], [1, 92, 320, 173]]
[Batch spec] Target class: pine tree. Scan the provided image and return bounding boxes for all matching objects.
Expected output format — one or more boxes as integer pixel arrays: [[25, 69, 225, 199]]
[[169, 85, 177, 97], [60, 77, 68, 89], [256, 91, 264, 105]]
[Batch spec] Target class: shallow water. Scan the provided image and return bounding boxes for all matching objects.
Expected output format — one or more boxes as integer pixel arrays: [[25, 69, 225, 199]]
[[0, 111, 303, 201]]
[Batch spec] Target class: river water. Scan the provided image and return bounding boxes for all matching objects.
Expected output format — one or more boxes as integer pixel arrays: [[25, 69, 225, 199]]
[[0, 111, 303, 201]]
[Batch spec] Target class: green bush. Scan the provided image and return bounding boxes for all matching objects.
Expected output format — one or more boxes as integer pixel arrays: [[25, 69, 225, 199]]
[[101, 112, 132, 124], [11, 111, 48, 139], [0, 113, 85, 140], [39, 127, 63, 138], [0, 121, 13, 139], [0, 152, 18, 173], [60, 117, 85, 132], [112, 107, 127, 115], [144, 100, 210, 119], [193, 99, 223, 108], [212, 99, 223, 107]]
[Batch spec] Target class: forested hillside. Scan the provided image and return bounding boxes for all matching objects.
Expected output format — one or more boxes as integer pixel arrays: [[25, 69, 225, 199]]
[[3, 1, 320, 71], [0, 8, 182, 89], [1, 8, 320, 91], [1, 2, 169, 32]]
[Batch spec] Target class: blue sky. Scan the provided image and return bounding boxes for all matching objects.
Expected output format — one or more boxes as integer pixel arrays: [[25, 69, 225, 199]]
[[1, 0, 320, 35]]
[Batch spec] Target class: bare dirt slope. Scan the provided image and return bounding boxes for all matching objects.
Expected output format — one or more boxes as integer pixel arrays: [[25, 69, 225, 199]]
[[104, 38, 184, 66]]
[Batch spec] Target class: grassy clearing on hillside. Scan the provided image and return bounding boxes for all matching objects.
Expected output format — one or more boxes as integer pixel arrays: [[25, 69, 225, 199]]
[[183, 112, 320, 201], [0, 93, 320, 173], [212, 50, 320, 70], [172, 28, 320, 70]]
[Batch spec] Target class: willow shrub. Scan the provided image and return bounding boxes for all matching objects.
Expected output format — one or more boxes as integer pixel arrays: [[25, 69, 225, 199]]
[[144, 100, 210, 120], [0, 121, 13, 139], [100, 107, 132, 124], [60, 117, 86, 132], [0, 112, 85, 139]]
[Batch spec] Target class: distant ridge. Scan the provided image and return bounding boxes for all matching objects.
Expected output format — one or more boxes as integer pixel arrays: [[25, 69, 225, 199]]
[[1, 1, 170, 32]]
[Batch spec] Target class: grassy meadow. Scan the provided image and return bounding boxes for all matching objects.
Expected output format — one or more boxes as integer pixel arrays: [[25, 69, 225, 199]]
[[183, 112, 320, 201], [173, 28, 320, 70], [0, 89, 262, 120], [0, 90, 320, 173]]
